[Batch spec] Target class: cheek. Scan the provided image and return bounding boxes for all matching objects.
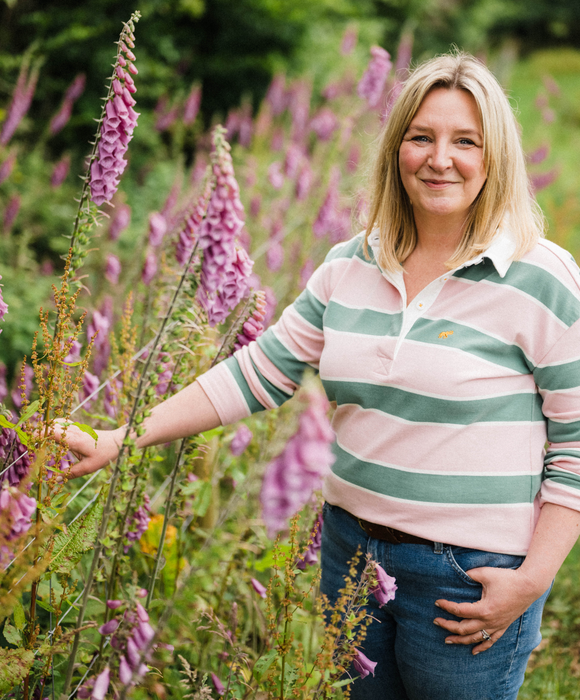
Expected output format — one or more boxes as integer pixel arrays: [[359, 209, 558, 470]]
[[398, 146, 423, 180]]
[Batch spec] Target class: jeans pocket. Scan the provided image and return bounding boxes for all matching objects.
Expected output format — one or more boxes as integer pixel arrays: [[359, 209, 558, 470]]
[[444, 545, 525, 586]]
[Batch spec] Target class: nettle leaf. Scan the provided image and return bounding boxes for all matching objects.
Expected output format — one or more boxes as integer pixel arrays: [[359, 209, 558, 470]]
[[15, 399, 43, 427], [12, 600, 26, 631], [48, 488, 106, 575], [2, 621, 21, 646], [0, 648, 35, 694], [71, 422, 98, 446]]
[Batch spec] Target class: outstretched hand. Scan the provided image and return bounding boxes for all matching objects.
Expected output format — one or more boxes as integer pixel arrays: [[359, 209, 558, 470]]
[[54, 421, 126, 479], [433, 566, 547, 655]]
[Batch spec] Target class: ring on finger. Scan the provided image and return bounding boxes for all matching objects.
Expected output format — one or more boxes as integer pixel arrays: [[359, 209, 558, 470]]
[[480, 629, 492, 642]]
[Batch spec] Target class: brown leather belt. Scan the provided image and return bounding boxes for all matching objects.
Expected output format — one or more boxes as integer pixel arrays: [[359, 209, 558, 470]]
[[356, 516, 434, 546]]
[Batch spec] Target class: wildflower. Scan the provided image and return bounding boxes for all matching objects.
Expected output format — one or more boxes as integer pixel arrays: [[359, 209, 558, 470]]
[[108, 203, 131, 240], [155, 353, 173, 396], [268, 161, 284, 190], [142, 250, 158, 285], [175, 177, 212, 266], [358, 46, 392, 108], [0, 276, 7, 327], [313, 167, 340, 238], [299, 259, 315, 290], [271, 128, 284, 151], [148, 212, 167, 247], [531, 169, 559, 193], [370, 562, 397, 607], [105, 253, 122, 285], [347, 143, 361, 174], [0, 430, 31, 486], [89, 40, 140, 206], [0, 60, 39, 146], [104, 377, 122, 419], [284, 142, 304, 179], [394, 31, 413, 79], [3, 195, 21, 233], [124, 494, 151, 552], [266, 240, 284, 272], [98, 619, 119, 635], [296, 511, 323, 570], [295, 161, 313, 201], [200, 245, 254, 326], [238, 104, 253, 147], [0, 483, 36, 542], [51, 154, 71, 188], [183, 83, 201, 126], [310, 107, 339, 141], [211, 673, 225, 696], [341, 26, 358, 55], [87, 309, 111, 377], [260, 387, 335, 538], [107, 600, 123, 609], [119, 655, 132, 685], [234, 291, 266, 350], [91, 666, 110, 700], [0, 152, 16, 186], [155, 97, 179, 131], [0, 364, 7, 403], [230, 425, 253, 456], [249, 195, 261, 219], [288, 80, 311, 142], [353, 649, 377, 679], [528, 144, 549, 165], [250, 577, 267, 598], [266, 74, 287, 116]]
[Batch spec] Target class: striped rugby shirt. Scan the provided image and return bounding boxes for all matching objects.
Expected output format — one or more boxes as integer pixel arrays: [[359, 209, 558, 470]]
[[198, 225, 580, 555]]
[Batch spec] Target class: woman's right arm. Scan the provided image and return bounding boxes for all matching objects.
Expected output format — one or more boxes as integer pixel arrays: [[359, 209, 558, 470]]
[[59, 381, 220, 478]]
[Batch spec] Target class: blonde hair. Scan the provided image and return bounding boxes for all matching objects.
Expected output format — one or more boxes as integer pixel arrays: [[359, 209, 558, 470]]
[[364, 51, 545, 272]]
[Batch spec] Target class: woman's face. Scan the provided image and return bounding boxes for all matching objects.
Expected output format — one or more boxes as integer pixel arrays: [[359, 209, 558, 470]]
[[398, 88, 487, 228]]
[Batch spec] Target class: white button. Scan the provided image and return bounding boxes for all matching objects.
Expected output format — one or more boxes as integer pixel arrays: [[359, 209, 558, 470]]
[[416, 301, 424, 309]]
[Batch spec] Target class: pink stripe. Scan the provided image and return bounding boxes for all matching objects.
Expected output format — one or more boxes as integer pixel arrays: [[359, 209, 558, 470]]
[[525, 241, 580, 298], [332, 403, 546, 475], [272, 306, 324, 366], [308, 256, 354, 305], [323, 474, 538, 554], [433, 277, 566, 361], [541, 390, 580, 422], [540, 480, 580, 512], [538, 320, 580, 364], [197, 362, 251, 424], [235, 346, 278, 411], [249, 343, 297, 395]]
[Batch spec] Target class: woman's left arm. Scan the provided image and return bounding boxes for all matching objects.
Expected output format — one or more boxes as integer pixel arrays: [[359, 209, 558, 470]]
[[434, 502, 580, 654]]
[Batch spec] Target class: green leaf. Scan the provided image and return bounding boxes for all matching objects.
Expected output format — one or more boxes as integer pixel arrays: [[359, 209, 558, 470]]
[[331, 677, 355, 688], [0, 648, 35, 693], [12, 600, 25, 631], [254, 544, 293, 572], [71, 422, 98, 446], [0, 416, 29, 446], [35, 599, 57, 614], [193, 481, 212, 518], [48, 488, 106, 575], [2, 621, 21, 646], [15, 399, 43, 427], [253, 649, 278, 682], [0, 415, 15, 430], [60, 360, 83, 367]]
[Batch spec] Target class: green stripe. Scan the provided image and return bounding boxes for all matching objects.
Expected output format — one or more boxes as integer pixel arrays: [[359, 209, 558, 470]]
[[324, 300, 402, 337], [408, 318, 532, 374], [293, 289, 325, 331], [250, 357, 292, 407], [258, 330, 314, 386], [321, 379, 545, 424], [545, 449, 580, 465], [223, 357, 265, 414], [332, 443, 541, 504], [324, 235, 365, 263], [543, 468, 580, 492], [548, 418, 580, 443], [456, 260, 580, 327], [534, 360, 580, 391]]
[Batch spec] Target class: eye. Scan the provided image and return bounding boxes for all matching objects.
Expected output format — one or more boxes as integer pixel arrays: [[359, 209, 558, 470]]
[[411, 135, 430, 143], [458, 138, 476, 146]]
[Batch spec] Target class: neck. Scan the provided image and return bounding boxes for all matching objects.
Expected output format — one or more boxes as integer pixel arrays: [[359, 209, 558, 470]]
[[412, 211, 467, 260]]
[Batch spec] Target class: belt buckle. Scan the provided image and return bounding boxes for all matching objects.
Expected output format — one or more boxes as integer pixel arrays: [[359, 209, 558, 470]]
[[384, 526, 403, 544]]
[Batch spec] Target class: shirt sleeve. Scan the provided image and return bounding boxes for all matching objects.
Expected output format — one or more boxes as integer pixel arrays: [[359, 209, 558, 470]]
[[534, 316, 580, 512]]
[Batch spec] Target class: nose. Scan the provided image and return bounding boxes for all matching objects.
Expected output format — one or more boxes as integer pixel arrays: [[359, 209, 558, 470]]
[[427, 140, 452, 172]]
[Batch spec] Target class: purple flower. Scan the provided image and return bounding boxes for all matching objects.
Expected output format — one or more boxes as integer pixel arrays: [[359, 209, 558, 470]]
[[51, 154, 71, 188], [271, 128, 284, 151], [249, 195, 261, 219], [299, 259, 315, 290], [104, 377, 122, 419], [370, 562, 397, 607], [394, 31, 413, 78], [357, 46, 392, 108], [353, 649, 377, 679], [91, 666, 110, 700], [49, 101, 73, 136], [531, 169, 559, 193], [175, 178, 213, 266], [234, 291, 266, 351], [105, 253, 122, 284], [250, 577, 267, 598], [183, 84, 202, 126], [341, 26, 357, 55], [124, 494, 151, 552], [0, 429, 32, 486], [3, 195, 21, 233], [141, 250, 158, 286], [0, 363, 7, 403], [238, 105, 253, 147], [230, 425, 253, 456], [266, 74, 287, 116], [65, 73, 87, 102], [296, 511, 323, 570], [155, 97, 179, 131], [0, 152, 16, 186], [109, 204, 131, 241], [0, 485, 36, 565], [0, 276, 8, 327], [200, 245, 254, 326], [260, 388, 335, 538], [284, 143, 304, 179], [90, 44, 140, 206], [313, 167, 340, 239], [295, 162, 313, 201], [211, 673, 225, 696], [87, 309, 111, 377], [310, 107, 339, 141], [268, 161, 284, 190], [528, 144, 549, 165], [107, 600, 123, 609], [98, 618, 119, 635], [119, 655, 132, 685], [288, 80, 311, 143], [266, 240, 284, 272], [0, 61, 39, 146], [148, 212, 167, 247]]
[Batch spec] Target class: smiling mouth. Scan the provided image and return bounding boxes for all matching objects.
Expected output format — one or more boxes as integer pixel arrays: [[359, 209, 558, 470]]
[[421, 179, 457, 189]]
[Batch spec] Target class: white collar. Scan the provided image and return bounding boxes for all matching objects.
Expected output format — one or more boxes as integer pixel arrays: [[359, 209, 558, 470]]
[[368, 218, 517, 279]]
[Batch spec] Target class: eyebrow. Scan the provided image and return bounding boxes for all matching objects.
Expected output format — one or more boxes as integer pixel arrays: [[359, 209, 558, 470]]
[[406, 124, 483, 138]]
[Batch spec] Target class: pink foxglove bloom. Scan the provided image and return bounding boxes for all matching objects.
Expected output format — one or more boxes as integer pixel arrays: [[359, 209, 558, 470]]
[[108, 203, 131, 240], [175, 178, 212, 266], [299, 259, 315, 289], [288, 80, 311, 143], [0, 62, 39, 146], [90, 42, 140, 206], [271, 128, 284, 151], [105, 253, 122, 284], [230, 425, 253, 456], [260, 388, 335, 538], [543, 75, 561, 97], [310, 107, 339, 141], [528, 144, 549, 165], [119, 655, 132, 685], [0, 363, 7, 402], [329, 207, 352, 245], [249, 195, 261, 219], [238, 106, 253, 147], [266, 74, 287, 116], [49, 101, 73, 136], [0, 429, 32, 486], [81, 371, 100, 409], [250, 578, 267, 598], [155, 352, 173, 396], [51, 154, 71, 188], [295, 162, 313, 201], [296, 511, 323, 570], [531, 169, 559, 193], [91, 666, 110, 700], [141, 250, 158, 285], [268, 161, 284, 190], [155, 99, 179, 131], [322, 81, 342, 100], [124, 494, 151, 552], [87, 309, 111, 377], [266, 239, 284, 273], [357, 46, 392, 108], [148, 211, 167, 247], [0, 276, 7, 328], [284, 142, 304, 179], [183, 84, 201, 125], [394, 31, 413, 78], [313, 167, 340, 238], [211, 673, 225, 696], [98, 619, 119, 635], [234, 291, 266, 351], [370, 562, 397, 607], [347, 143, 361, 174], [107, 599, 123, 609], [353, 650, 377, 679], [341, 26, 358, 55], [3, 195, 20, 233], [0, 152, 16, 186], [200, 245, 254, 326], [65, 73, 87, 102], [0, 484, 36, 565]]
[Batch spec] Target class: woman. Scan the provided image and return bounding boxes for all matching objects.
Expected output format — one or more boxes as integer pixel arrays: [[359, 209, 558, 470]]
[[62, 52, 580, 699]]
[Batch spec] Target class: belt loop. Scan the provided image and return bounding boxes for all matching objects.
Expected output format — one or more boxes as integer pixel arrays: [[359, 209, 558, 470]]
[[433, 542, 443, 555]]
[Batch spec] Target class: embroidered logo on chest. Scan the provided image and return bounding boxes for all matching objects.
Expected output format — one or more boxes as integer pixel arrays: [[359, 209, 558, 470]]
[[438, 330, 454, 339]]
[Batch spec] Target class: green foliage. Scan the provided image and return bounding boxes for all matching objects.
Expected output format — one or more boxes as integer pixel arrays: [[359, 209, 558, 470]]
[[0, 648, 35, 694]]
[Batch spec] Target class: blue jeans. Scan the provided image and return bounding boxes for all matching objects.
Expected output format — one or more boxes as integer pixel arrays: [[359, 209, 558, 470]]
[[320, 503, 550, 700]]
